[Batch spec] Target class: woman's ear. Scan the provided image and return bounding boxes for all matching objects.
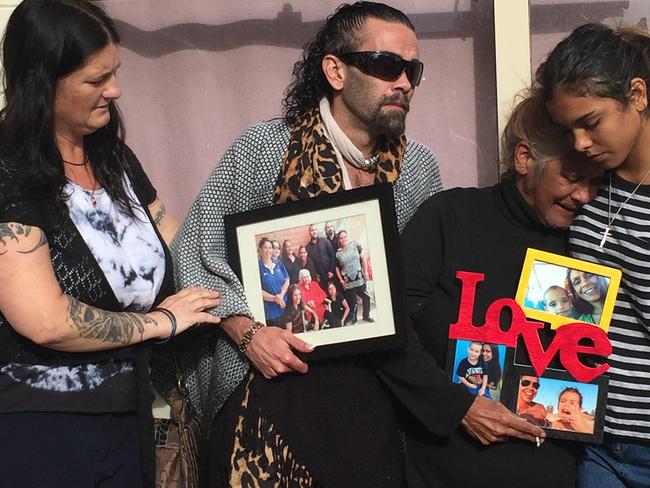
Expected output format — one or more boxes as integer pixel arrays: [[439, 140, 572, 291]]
[[322, 54, 346, 92], [629, 77, 648, 112], [513, 140, 536, 177]]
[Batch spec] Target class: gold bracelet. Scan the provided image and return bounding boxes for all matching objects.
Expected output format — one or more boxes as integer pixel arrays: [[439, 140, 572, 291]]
[[239, 321, 266, 353]]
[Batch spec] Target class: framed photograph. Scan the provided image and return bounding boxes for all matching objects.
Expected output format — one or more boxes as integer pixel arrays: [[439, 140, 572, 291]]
[[503, 366, 608, 443], [447, 339, 507, 402], [515, 249, 622, 333], [224, 184, 407, 360]]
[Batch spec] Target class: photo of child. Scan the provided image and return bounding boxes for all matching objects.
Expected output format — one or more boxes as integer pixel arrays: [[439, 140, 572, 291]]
[[542, 285, 574, 318], [548, 387, 594, 434], [533, 377, 599, 435], [452, 340, 491, 398]]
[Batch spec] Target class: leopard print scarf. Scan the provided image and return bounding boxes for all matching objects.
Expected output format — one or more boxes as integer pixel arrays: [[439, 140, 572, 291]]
[[273, 105, 406, 203]]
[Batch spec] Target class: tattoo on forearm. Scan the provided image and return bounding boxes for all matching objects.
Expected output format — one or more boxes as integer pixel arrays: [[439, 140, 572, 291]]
[[67, 296, 155, 345], [0, 222, 48, 255], [153, 203, 166, 226]]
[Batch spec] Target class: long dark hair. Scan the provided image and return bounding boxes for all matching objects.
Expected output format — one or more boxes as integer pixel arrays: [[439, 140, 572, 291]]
[[286, 284, 305, 314], [482, 343, 502, 385], [298, 245, 309, 264], [565, 269, 608, 316], [258, 237, 272, 251], [537, 22, 650, 107], [282, 1, 414, 124], [0, 0, 136, 222]]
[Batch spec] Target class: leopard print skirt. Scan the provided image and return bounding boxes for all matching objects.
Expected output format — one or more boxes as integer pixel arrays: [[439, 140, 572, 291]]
[[208, 363, 403, 488]]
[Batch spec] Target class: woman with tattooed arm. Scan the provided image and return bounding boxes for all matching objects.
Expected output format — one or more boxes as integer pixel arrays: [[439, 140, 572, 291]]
[[0, 1, 220, 487]]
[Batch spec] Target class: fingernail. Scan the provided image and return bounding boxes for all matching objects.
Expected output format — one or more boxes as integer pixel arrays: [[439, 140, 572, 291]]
[[307, 344, 316, 350]]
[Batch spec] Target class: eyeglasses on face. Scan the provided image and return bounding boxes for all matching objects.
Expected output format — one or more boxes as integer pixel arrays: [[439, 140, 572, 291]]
[[520, 379, 540, 389], [336, 51, 424, 87]]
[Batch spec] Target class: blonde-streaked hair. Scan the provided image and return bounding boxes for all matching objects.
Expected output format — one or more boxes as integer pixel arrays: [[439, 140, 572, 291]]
[[500, 91, 573, 176]]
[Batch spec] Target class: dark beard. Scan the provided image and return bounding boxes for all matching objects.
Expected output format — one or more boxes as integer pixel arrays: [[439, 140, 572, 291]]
[[341, 72, 410, 138], [368, 94, 409, 137]]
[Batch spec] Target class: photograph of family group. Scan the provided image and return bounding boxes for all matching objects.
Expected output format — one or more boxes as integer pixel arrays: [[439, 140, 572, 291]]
[[254, 216, 376, 333], [226, 187, 404, 353]]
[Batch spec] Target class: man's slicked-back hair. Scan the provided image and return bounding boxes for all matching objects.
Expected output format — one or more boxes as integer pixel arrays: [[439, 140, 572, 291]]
[[282, 1, 415, 124]]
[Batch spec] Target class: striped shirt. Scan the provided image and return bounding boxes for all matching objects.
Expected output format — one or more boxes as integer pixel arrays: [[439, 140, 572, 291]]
[[569, 172, 650, 440]]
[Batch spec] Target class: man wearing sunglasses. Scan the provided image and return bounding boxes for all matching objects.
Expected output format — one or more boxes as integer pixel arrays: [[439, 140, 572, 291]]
[[171, 2, 443, 485], [516, 375, 547, 426]]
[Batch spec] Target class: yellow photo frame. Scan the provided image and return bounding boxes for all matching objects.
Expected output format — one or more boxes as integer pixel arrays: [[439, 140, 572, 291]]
[[515, 249, 622, 333]]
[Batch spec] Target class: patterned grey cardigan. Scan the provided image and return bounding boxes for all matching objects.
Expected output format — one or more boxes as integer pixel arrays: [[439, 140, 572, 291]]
[[163, 118, 442, 428]]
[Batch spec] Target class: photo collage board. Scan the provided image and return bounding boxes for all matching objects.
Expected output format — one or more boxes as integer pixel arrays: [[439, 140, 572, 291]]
[[446, 249, 621, 443]]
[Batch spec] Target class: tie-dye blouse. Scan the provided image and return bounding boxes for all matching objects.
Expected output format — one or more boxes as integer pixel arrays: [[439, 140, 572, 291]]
[[0, 148, 172, 413]]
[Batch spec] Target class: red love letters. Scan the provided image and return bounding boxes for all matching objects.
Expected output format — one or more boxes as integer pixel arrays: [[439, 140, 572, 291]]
[[448, 271, 611, 382]]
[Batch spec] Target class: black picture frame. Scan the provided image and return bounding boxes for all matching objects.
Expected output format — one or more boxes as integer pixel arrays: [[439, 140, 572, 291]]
[[224, 183, 407, 360], [502, 366, 608, 443]]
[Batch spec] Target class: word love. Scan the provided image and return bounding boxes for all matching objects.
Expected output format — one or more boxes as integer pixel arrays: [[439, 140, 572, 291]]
[[448, 271, 611, 383]]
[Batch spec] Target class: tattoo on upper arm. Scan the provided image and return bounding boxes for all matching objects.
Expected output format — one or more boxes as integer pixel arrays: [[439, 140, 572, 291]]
[[67, 296, 155, 345], [153, 202, 166, 226], [0, 223, 48, 255]]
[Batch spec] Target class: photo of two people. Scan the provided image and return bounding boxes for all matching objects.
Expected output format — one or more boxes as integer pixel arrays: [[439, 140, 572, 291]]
[[451, 340, 506, 401], [515, 374, 599, 435], [525, 265, 609, 325], [515, 249, 622, 332]]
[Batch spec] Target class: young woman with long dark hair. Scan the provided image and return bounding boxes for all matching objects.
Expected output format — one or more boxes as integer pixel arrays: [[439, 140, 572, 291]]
[[539, 22, 650, 488]]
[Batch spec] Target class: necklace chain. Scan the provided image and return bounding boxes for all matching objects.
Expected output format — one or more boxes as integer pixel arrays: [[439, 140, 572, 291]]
[[355, 152, 380, 172], [600, 167, 650, 248], [62, 158, 88, 167], [63, 155, 96, 206], [79, 187, 98, 208], [68, 178, 99, 208]]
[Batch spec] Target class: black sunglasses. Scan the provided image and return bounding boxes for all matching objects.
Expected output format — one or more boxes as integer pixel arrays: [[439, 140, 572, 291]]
[[337, 51, 424, 87], [520, 379, 540, 389]]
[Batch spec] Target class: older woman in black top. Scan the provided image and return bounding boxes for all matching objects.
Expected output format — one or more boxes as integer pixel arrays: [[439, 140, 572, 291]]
[[398, 94, 604, 487], [0, 1, 219, 486]]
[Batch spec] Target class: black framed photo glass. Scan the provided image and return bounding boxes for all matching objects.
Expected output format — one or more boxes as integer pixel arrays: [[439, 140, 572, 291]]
[[224, 184, 407, 360]]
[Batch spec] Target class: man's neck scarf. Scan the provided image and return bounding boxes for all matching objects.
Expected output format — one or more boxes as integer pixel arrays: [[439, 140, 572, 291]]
[[273, 98, 406, 204]]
